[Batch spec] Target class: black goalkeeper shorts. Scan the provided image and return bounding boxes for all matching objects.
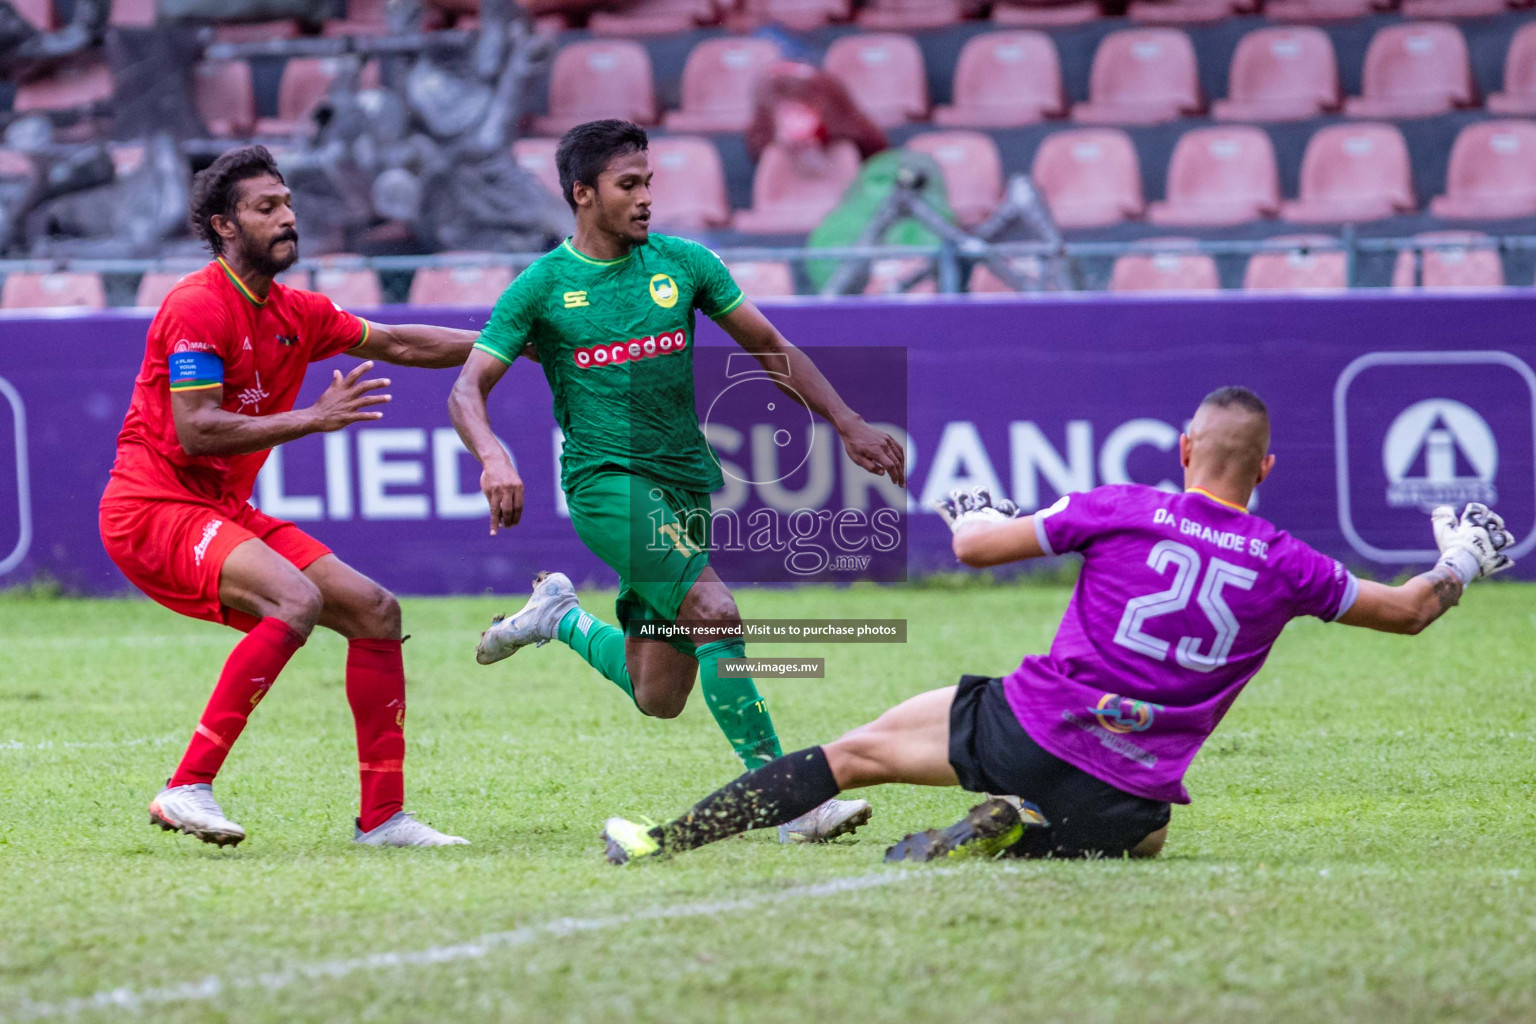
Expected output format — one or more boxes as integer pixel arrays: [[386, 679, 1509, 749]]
[[947, 674, 1172, 859]]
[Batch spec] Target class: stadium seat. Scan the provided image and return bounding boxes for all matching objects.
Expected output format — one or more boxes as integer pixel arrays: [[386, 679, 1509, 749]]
[[1030, 128, 1144, 228], [109, 0, 157, 26], [1109, 241, 1220, 292], [532, 42, 657, 136], [1392, 232, 1504, 289], [590, 0, 720, 35], [647, 136, 732, 230], [1264, 0, 1381, 19], [1430, 121, 1536, 220], [1280, 123, 1415, 224], [1400, 0, 1506, 17], [1129, 0, 1256, 26], [323, 0, 393, 35], [11, 0, 52, 29], [933, 31, 1065, 128], [864, 258, 938, 295], [823, 34, 930, 128], [1148, 127, 1279, 227], [733, 141, 862, 234], [904, 131, 1004, 228], [13, 59, 114, 113], [407, 262, 516, 306], [1, 272, 106, 309], [1072, 29, 1203, 125], [313, 265, 384, 308], [858, 0, 967, 30], [733, 0, 852, 30], [0, 149, 32, 177], [1489, 23, 1536, 116], [193, 61, 257, 138], [1212, 27, 1339, 123], [511, 137, 563, 201], [728, 261, 798, 298], [664, 37, 781, 133], [135, 270, 192, 309], [967, 256, 1048, 292], [1345, 23, 1475, 120], [1242, 235, 1348, 291], [108, 144, 144, 176], [255, 58, 380, 136], [212, 21, 304, 43], [991, 0, 1100, 27]]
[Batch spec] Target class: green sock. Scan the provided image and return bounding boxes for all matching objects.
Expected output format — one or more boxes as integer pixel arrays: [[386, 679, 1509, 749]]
[[557, 607, 634, 702], [696, 638, 783, 770]]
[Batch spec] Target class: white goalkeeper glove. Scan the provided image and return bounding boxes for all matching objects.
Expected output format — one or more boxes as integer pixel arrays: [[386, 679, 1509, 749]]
[[1431, 502, 1516, 584], [934, 486, 1021, 535]]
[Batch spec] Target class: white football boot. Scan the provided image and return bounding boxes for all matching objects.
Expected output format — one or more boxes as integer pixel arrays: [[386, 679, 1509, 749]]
[[476, 571, 581, 665], [148, 783, 246, 847], [777, 798, 873, 843], [354, 811, 469, 847]]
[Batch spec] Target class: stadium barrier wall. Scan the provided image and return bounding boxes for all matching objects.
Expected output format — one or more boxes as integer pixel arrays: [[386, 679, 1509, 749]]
[[2, 291, 1534, 595]]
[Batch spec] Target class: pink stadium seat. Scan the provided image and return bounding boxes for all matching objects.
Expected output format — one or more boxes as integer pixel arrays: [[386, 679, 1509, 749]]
[[0, 150, 32, 177], [313, 266, 384, 308], [323, 0, 393, 35], [664, 38, 781, 133], [1072, 29, 1203, 125], [1489, 23, 1536, 116], [1392, 232, 1504, 289], [864, 258, 937, 295], [110, 0, 157, 26], [11, 0, 52, 30], [255, 58, 380, 136], [1129, 0, 1256, 26], [823, 33, 930, 128], [108, 144, 144, 176], [734, 0, 852, 30], [1243, 235, 1347, 291], [13, 59, 114, 113], [858, 0, 966, 30], [1110, 241, 1219, 292], [1400, 0, 1506, 17], [1280, 123, 1415, 224], [933, 31, 1064, 128], [968, 256, 1048, 292], [904, 131, 1004, 227], [1149, 126, 1280, 226], [407, 262, 516, 306], [136, 271, 193, 309], [532, 42, 657, 136], [212, 21, 303, 43], [590, 0, 720, 35], [193, 61, 257, 138], [1, 272, 106, 309], [733, 141, 862, 234], [1212, 27, 1339, 122], [647, 136, 732, 230], [1344, 23, 1475, 120], [992, 0, 1100, 27], [1264, 0, 1382, 19], [511, 137, 562, 200], [1430, 121, 1536, 220], [1030, 128, 1144, 228], [728, 261, 797, 298]]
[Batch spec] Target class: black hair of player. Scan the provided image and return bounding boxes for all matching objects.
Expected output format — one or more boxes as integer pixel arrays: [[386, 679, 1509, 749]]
[[555, 120, 649, 212], [1200, 386, 1268, 418], [190, 146, 285, 255]]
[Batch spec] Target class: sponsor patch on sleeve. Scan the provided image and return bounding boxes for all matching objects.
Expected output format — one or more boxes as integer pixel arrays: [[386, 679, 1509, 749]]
[[168, 350, 224, 392]]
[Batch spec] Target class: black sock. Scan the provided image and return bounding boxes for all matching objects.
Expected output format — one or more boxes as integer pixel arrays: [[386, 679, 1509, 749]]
[[654, 746, 840, 853]]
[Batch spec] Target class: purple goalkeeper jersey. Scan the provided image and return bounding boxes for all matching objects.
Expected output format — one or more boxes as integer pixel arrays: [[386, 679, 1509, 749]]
[[1004, 484, 1359, 805]]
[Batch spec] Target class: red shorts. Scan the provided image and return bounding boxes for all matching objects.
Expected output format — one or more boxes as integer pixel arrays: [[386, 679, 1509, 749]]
[[99, 498, 332, 632]]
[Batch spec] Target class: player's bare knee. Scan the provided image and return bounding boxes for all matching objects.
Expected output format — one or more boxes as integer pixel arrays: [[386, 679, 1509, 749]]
[[1129, 826, 1168, 859], [276, 577, 323, 634], [634, 683, 688, 719], [354, 585, 401, 639], [824, 731, 887, 789]]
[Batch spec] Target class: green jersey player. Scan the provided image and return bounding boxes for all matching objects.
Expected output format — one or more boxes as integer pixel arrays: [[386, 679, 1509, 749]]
[[449, 120, 907, 842]]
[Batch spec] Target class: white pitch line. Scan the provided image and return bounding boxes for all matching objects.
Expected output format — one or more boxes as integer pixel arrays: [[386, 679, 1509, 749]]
[[0, 737, 179, 754], [8, 869, 941, 1021]]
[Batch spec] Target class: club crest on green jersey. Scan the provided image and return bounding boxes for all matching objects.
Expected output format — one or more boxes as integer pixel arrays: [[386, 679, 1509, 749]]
[[649, 273, 678, 309]]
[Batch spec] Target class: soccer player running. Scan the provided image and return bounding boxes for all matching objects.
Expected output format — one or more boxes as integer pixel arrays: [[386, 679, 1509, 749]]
[[100, 147, 480, 848], [448, 120, 907, 842], [601, 387, 1516, 864]]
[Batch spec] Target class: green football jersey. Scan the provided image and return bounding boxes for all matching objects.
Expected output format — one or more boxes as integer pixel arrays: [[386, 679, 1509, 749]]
[[474, 234, 745, 493]]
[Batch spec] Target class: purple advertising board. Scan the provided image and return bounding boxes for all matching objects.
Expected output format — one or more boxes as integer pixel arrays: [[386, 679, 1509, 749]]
[[2, 291, 1534, 596]]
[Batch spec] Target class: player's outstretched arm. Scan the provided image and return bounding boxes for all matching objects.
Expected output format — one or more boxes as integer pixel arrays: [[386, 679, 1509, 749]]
[[714, 300, 906, 487], [172, 361, 391, 457], [935, 487, 1047, 567], [447, 349, 524, 535], [351, 320, 478, 369]]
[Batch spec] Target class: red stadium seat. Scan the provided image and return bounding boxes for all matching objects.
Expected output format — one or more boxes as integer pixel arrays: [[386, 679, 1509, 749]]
[[734, 0, 852, 30], [1030, 128, 1144, 228], [13, 59, 114, 113], [664, 37, 781, 133], [858, 0, 966, 30], [407, 261, 516, 306], [1129, 0, 1255, 26], [728, 261, 798, 298], [590, 0, 720, 36], [1344, 23, 1475, 120], [109, 0, 157, 26], [933, 31, 1065, 128], [1149, 126, 1280, 227], [255, 58, 380, 136], [511, 137, 562, 201], [1212, 27, 1339, 123], [733, 141, 862, 234], [1264, 0, 1382, 19], [193, 61, 257, 138], [1392, 232, 1504, 289], [864, 258, 938, 295], [992, 0, 1100, 27], [532, 41, 657, 136], [1, 272, 106, 309], [136, 270, 193, 309], [1280, 123, 1415, 224], [967, 256, 1048, 292], [1400, 0, 1506, 17], [1072, 29, 1203, 125], [1489, 23, 1536, 116], [1430, 121, 1536, 220], [313, 265, 384, 308], [1242, 235, 1347, 291], [823, 33, 930, 128], [1110, 240, 1219, 292], [905, 131, 1004, 227], [647, 136, 732, 230]]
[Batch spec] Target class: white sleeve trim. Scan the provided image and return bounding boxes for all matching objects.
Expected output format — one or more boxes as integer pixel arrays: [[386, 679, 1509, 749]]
[[1032, 495, 1070, 558], [1331, 572, 1361, 622]]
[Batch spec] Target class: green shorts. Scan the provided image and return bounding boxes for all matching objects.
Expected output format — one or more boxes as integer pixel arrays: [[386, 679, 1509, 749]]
[[565, 470, 712, 654]]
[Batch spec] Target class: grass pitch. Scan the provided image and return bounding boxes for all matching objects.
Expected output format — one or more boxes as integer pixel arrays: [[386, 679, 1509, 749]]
[[1, 581, 1533, 1023]]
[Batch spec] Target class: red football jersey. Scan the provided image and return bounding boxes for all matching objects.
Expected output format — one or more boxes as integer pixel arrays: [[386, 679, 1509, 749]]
[[105, 258, 367, 508]]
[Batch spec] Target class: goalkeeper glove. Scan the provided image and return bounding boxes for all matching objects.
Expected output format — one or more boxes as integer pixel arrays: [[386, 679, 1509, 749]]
[[934, 486, 1021, 535], [1431, 502, 1516, 584]]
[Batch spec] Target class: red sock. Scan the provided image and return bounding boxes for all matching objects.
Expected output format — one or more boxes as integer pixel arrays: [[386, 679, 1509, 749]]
[[348, 638, 407, 832], [169, 617, 306, 788]]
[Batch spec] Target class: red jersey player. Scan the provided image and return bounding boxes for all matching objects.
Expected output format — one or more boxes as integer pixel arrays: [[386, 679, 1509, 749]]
[[99, 147, 477, 848]]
